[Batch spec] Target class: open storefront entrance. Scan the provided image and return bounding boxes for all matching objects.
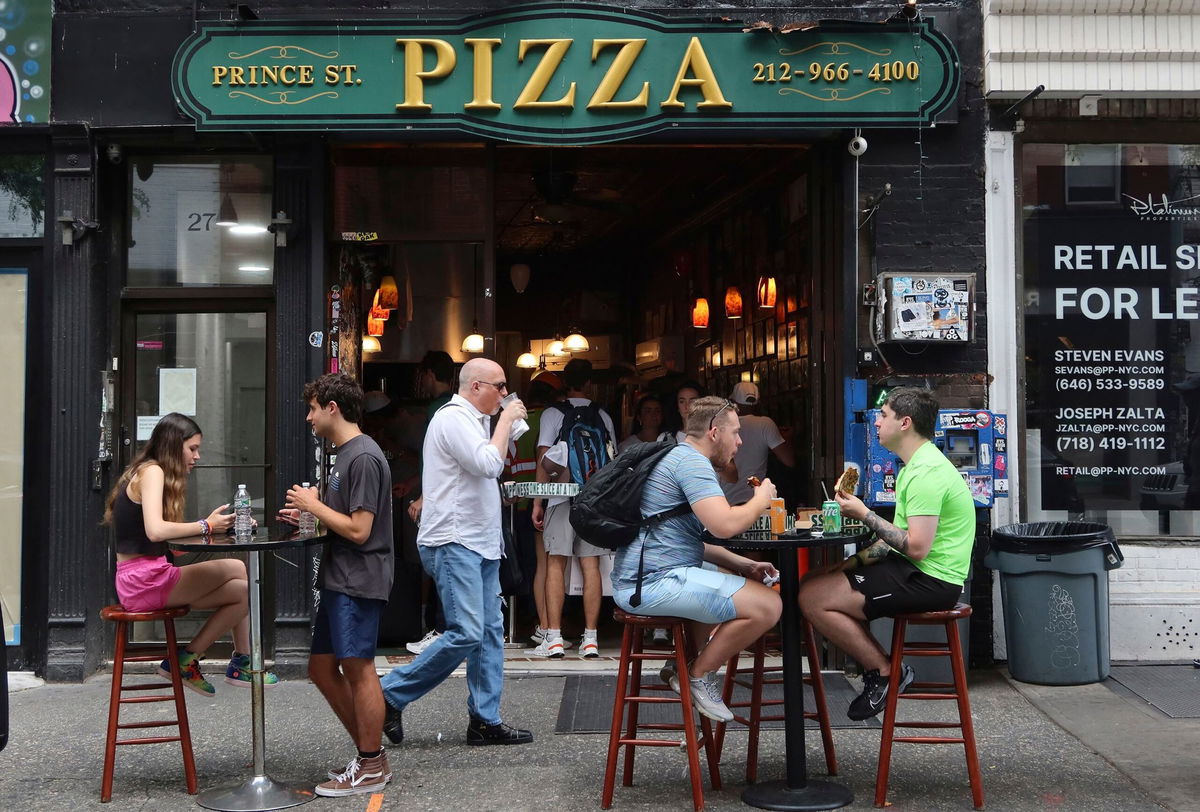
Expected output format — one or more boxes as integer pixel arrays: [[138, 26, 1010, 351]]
[[325, 142, 845, 656]]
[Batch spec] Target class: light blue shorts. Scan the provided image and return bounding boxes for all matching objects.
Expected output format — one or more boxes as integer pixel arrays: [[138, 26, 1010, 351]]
[[613, 562, 745, 625]]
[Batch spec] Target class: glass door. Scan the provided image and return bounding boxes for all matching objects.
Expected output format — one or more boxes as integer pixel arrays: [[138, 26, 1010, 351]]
[[120, 306, 273, 534]]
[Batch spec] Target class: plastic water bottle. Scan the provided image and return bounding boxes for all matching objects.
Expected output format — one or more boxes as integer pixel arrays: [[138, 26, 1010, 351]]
[[234, 483, 253, 542], [298, 482, 317, 536]]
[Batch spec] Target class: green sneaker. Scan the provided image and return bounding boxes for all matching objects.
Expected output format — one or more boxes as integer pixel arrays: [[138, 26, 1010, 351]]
[[158, 649, 215, 696], [224, 652, 279, 688]]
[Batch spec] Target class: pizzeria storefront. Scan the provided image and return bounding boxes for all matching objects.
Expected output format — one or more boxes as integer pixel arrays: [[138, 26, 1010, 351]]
[[27, 1, 985, 680]]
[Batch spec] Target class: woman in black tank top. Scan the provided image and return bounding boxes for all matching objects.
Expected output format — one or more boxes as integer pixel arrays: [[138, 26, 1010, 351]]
[[103, 412, 277, 695]]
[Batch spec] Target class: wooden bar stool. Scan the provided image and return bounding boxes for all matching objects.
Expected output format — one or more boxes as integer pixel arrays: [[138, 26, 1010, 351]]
[[100, 604, 197, 803], [875, 603, 983, 810], [602, 609, 722, 812], [713, 623, 838, 782]]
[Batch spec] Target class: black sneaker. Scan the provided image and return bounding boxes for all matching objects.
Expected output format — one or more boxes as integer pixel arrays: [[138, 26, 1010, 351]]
[[466, 715, 533, 746], [847, 664, 915, 721], [383, 701, 404, 745]]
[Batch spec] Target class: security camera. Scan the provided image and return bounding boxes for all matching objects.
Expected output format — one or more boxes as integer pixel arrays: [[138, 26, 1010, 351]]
[[105, 144, 122, 164], [847, 136, 868, 157]]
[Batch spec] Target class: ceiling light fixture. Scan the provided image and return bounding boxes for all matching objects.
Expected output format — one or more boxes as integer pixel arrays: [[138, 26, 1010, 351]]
[[563, 332, 589, 353], [229, 223, 269, 236], [516, 352, 539, 369], [725, 287, 743, 319], [547, 338, 567, 356], [757, 276, 777, 308], [215, 193, 239, 227], [510, 263, 532, 294], [362, 336, 381, 353], [378, 275, 399, 309], [692, 298, 710, 328]]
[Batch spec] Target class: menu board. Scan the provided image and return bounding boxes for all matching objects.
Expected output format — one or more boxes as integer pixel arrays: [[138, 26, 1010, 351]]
[[1024, 145, 1200, 511]]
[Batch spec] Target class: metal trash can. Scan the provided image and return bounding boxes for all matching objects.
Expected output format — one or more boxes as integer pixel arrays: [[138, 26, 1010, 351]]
[[986, 522, 1123, 685]]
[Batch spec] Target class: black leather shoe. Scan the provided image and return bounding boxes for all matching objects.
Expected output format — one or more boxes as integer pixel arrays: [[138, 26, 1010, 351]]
[[383, 701, 404, 744], [466, 715, 533, 746]]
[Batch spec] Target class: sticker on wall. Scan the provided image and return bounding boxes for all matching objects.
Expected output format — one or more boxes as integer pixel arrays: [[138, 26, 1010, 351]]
[[308, 331, 324, 348]]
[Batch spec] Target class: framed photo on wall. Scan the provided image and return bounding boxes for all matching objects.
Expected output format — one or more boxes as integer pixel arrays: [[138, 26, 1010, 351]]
[[764, 317, 776, 357], [777, 322, 789, 360], [786, 321, 798, 357]]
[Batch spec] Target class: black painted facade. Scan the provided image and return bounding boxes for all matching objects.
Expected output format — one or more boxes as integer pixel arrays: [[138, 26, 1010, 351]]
[[11, 0, 989, 679]]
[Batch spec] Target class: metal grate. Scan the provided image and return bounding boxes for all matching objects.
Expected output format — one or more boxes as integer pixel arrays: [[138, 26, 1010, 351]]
[[1109, 666, 1200, 718]]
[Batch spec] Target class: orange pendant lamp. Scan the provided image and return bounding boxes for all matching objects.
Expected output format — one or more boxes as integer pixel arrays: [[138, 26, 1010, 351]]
[[366, 317, 385, 337], [724, 286, 743, 319], [692, 298, 710, 328], [757, 276, 777, 308], [377, 275, 400, 310]]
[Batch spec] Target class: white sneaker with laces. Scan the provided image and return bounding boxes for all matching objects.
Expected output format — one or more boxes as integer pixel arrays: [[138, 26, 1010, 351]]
[[406, 630, 441, 655], [530, 637, 566, 658], [530, 626, 572, 649], [668, 669, 734, 722], [580, 636, 599, 658]]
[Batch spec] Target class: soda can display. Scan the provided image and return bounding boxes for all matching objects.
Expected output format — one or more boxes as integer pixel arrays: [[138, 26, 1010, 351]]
[[821, 500, 842, 534]]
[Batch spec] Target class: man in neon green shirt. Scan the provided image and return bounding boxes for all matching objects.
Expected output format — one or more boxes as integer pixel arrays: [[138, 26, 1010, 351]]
[[799, 388, 975, 720]]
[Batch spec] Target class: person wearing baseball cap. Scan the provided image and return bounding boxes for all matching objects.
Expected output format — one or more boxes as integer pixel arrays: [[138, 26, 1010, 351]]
[[720, 381, 794, 504]]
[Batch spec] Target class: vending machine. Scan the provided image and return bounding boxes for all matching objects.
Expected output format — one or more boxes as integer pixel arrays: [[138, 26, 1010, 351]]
[[844, 381, 1010, 508]]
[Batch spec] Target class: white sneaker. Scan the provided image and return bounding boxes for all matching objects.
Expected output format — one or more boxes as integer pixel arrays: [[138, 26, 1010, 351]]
[[668, 670, 733, 722], [580, 636, 599, 658], [530, 626, 572, 649], [406, 630, 441, 655], [530, 637, 566, 658]]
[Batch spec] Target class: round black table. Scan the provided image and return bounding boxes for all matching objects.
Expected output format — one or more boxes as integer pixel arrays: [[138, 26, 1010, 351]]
[[719, 528, 871, 812], [168, 530, 327, 812]]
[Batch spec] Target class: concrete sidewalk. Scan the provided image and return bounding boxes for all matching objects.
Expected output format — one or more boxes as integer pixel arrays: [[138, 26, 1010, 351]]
[[0, 664, 1185, 811]]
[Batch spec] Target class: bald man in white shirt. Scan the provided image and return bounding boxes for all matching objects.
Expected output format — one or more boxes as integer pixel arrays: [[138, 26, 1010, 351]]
[[379, 358, 535, 747]]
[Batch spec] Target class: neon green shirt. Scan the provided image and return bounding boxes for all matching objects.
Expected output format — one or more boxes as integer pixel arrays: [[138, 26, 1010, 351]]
[[893, 440, 975, 585]]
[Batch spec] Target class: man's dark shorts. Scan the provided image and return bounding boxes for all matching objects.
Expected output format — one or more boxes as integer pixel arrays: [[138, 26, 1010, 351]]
[[844, 554, 961, 620], [311, 589, 385, 660]]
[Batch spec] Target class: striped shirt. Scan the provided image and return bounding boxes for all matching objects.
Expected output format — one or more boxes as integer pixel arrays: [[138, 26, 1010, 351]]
[[612, 443, 724, 591]]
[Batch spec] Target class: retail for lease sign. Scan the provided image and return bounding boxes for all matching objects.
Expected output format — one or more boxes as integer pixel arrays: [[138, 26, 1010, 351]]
[[172, 3, 958, 144], [1024, 145, 1200, 512]]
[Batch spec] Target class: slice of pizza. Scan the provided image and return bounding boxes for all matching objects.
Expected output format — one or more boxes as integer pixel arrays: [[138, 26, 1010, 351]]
[[834, 467, 859, 495]]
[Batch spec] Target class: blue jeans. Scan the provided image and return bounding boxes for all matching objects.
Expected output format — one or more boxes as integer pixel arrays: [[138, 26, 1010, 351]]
[[380, 543, 505, 725]]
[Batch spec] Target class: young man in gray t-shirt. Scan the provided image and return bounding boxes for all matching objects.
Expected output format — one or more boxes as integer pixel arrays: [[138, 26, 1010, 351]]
[[281, 374, 394, 797]]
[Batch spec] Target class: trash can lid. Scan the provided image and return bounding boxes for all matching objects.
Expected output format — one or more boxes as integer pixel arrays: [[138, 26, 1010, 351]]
[[991, 522, 1122, 562]]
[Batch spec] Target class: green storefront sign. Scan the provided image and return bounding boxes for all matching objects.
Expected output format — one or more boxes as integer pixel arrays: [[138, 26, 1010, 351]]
[[173, 3, 959, 145]]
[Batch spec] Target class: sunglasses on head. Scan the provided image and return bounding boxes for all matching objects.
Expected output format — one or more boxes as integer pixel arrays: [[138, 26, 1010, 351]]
[[709, 399, 736, 431]]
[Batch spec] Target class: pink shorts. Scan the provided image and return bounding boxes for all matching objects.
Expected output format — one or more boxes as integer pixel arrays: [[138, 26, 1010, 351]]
[[115, 556, 182, 613]]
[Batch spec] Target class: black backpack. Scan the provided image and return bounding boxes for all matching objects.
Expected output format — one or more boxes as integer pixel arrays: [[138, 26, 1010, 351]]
[[569, 439, 691, 606]]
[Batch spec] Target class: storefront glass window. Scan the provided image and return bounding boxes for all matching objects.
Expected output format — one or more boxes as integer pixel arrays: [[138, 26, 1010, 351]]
[[0, 155, 44, 238], [1022, 143, 1200, 537], [128, 156, 274, 286]]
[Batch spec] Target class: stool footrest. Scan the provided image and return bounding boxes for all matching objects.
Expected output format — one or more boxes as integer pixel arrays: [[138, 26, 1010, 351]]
[[120, 695, 179, 705], [900, 692, 961, 701], [618, 738, 685, 748], [894, 721, 965, 729], [910, 681, 955, 691], [892, 736, 967, 745], [115, 735, 184, 746], [625, 696, 680, 705], [119, 720, 181, 730], [120, 682, 174, 692]]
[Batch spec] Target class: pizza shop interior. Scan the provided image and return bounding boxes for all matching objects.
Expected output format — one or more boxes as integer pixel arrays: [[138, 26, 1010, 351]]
[[329, 142, 845, 649]]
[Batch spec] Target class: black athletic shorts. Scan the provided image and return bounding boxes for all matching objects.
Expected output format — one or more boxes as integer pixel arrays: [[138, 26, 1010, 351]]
[[844, 554, 962, 620]]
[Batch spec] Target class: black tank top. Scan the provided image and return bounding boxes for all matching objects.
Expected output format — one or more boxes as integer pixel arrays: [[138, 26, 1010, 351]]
[[112, 488, 165, 557]]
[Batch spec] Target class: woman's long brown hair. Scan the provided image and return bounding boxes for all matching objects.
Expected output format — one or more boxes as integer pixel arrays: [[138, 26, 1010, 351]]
[[102, 413, 202, 525]]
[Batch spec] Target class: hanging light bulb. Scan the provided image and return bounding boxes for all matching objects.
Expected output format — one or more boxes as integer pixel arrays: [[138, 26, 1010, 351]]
[[462, 321, 485, 353], [725, 286, 743, 319], [547, 338, 567, 356], [516, 352, 538, 369], [362, 336, 381, 353], [377, 275, 399, 309], [692, 298, 710, 328], [757, 276, 777, 308], [369, 290, 391, 322], [563, 332, 589, 353], [215, 193, 239, 227], [510, 263, 532, 293]]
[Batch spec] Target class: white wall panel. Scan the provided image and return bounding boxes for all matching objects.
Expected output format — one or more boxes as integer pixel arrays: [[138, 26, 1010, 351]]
[[985, 11, 1200, 95]]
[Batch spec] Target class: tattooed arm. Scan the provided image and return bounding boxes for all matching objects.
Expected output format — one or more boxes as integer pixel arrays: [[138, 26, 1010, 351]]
[[862, 511, 938, 560]]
